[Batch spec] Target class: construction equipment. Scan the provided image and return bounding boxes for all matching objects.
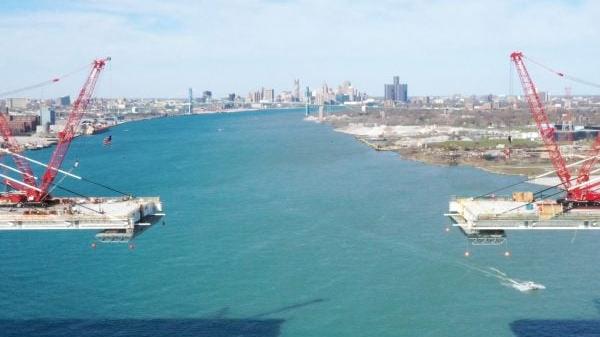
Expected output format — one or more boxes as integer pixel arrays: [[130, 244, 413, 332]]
[[447, 52, 600, 248], [0, 58, 164, 243], [0, 57, 109, 204], [511, 51, 600, 203]]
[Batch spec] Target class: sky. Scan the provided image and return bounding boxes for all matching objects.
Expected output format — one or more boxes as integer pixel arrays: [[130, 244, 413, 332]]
[[0, 0, 599, 98]]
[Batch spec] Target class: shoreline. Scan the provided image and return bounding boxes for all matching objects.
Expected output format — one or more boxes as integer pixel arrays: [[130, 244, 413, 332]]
[[306, 117, 554, 178], [20, 107, 267, 152], [352, 133, 548, 177]]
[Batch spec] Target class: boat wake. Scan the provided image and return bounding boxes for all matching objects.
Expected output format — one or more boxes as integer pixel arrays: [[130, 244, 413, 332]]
[[503, 280, 546, 292], [490, 267, 545, 292], [488, 267, 507, 277], [457, 262, 545, 292]]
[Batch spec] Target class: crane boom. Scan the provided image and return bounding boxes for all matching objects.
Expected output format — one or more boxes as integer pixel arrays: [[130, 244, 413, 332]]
[[510, 51, 572, 190], [37, 57, 110, 200], [511, 51, 600, 202], [571, 135, 600, 201], [576, 135, 600, 184]]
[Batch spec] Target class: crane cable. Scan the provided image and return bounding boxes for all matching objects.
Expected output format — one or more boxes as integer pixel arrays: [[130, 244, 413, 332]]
[[523, 55, 600, 89], [0, 62, 91, 98], [40, 161, 80, 200], [81, 176, 132, 197]]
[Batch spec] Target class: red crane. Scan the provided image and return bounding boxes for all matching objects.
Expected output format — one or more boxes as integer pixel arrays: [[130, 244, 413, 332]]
[[511, 51, 600, 202], [0, 57, 110, 204], [37, 57, 110, 201]]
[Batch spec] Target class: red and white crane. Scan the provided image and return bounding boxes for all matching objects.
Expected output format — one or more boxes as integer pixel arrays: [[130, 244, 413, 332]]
[[511, 51, 600, 203], [0, 57, 110, 204]]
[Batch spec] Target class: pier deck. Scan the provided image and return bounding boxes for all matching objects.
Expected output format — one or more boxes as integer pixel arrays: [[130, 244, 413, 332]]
[[0, 197, 163, 242], [446, 196, 600, 244]]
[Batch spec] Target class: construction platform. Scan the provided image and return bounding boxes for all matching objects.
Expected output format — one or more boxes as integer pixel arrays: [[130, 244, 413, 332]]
[[0, 196, 164, 242], [446, 195, 600, 245]]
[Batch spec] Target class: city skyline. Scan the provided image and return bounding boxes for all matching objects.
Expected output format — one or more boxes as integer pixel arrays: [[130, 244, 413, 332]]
[[0, 0, 599, 98]]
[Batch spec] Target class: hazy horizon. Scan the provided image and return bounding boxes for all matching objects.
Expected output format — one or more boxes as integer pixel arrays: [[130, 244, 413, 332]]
[[1, 0, 599, 99]]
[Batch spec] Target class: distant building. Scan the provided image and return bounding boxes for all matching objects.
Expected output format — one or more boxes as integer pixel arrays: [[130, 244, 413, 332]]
[[384, 84, 395, 101], [278, 91, 293, 103], [202, 91, 212, 103], [8, 114, 38, 135], [262, 88, 275, 102], [250, 91, 262, 103], [38, 107, 56, 133], [188, 88, 193, 114], [384, 76, 408, 102], [317, 83, 335, 105], [335, 94, 350, 103], [337, 81, 356, 102], [227, 93, 236, 102], [59, 96, 71, 106], [39, 107, 56, 126], [293, 79, 300, 102], [7, 98, 28, 110], [305, 86, 311, 103]]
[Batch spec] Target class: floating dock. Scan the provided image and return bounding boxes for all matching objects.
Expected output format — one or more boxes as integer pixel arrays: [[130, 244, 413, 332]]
[[446, 195, 600, 244], [0, 197, 163, 242]]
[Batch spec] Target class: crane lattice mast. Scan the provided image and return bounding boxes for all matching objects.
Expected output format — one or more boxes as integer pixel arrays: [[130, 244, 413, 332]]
[[37, 57, 110, 201], [511, 51, 600, 202]]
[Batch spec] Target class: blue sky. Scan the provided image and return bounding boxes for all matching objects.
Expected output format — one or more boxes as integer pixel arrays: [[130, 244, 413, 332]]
[[0, 0, 598, 98]]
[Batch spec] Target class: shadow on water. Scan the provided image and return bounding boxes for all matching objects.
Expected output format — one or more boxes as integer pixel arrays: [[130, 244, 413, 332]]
[[0, 318, 284, 337], [510, 299, 600, 337], [251, 298, 326, 319], [510, 319, 600, 337], [0, 299, 325, 337]]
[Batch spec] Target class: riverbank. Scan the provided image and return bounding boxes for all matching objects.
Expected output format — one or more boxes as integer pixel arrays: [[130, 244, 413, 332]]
[[187, 108, 260, 115], [15, 107, 265, 151], [306, 112, 576, 178]]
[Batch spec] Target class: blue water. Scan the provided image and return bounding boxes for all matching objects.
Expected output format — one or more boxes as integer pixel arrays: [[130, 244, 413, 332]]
[[1, 109, 600, 336]]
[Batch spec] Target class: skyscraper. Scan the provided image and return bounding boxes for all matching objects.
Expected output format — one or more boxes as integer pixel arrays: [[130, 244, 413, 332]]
[[251, 91, 262, 103], [293, 79, 300, 102], [397, 83, 408, 102], [384, 84, 395, 101], [262, 88, 275, 102], [305, 86, 311, 103], [384, 76, 408, 102]]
